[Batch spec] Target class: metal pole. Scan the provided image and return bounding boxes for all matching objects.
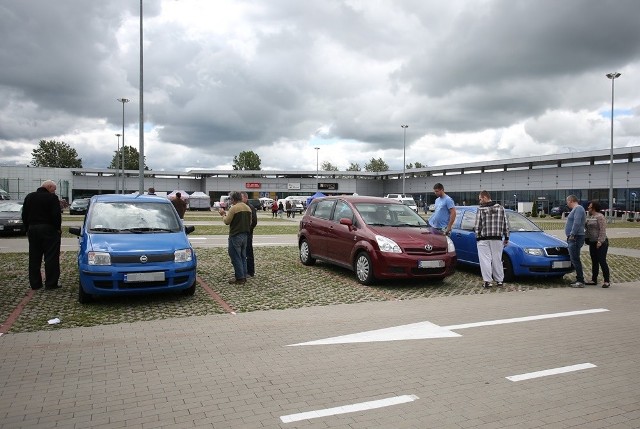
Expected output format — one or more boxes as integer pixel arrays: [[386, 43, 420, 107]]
[[115, 133, 121, 193], [138, 0, 145, 194], [606, 72, 621, 216], [401, 125, 408, 195], [117, 98, 130, 194], [314, 147, 320, 190]]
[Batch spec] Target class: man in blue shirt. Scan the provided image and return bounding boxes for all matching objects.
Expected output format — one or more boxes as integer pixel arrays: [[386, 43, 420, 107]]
[[428, 183, 456, 235], [564, 194, 586, 287]]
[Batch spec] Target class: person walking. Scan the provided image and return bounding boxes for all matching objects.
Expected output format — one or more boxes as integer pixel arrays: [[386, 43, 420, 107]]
[[22, 180, 62, 290], [565, 195, 586, 287], [241, 192, 258, 277], [474, 190, 509, 288], [285, 200, 292, 218], [585, 200, 611, 288], [171, 192, 187, 219], [218, 191, 252, 284], [147, 187, 156, 195], [271, 200, 278, 218], [428, 183, 456, 235]]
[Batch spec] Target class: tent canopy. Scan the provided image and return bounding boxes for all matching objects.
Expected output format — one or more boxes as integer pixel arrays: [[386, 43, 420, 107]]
[[306, 192, 326, 206], [167, 190, 189, 201]]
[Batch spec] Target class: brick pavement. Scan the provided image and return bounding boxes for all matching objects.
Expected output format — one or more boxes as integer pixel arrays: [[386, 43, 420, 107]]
[[1, 283, 639, 428]]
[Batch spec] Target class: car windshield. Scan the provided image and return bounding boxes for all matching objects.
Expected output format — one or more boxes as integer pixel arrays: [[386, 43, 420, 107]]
[[507, 211, 542, 232], [0, 202, 22, 212], [401, 199, 416, 206], [88, 201, 181, 232], [72, 199, 89, 207], [354, 202, 428, 227]]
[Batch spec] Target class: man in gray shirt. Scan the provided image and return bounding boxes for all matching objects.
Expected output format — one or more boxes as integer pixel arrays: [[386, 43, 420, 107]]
[[564, 195, 586, 287]]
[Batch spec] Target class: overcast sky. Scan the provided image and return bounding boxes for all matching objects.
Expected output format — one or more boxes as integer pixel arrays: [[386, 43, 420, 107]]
[[1, 0, 639, 172]]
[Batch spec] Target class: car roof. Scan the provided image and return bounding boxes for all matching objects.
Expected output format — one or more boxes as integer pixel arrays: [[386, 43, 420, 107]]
[[455, 205, 515, 213], [315, 195, 403, 205], [90, 194, 171, 204]]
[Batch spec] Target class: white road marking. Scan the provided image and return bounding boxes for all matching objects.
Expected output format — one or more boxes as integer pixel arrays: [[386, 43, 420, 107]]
[[288, 308, 609, 346], [506, 363, 597, 382], [443, 308, 609, 330], [280, 394, 419, 423]]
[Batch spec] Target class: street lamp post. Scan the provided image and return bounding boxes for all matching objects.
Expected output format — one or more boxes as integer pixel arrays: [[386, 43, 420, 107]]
[[314, 147, 320, 191], [401, 125, 408, 195], [117, 98, 130, 194], [138, 0, 145, 194], [632, 192, 637, 213], [514, 194, 517, 211], [115, 133, 122, 193], [606, 72, 621, 216]]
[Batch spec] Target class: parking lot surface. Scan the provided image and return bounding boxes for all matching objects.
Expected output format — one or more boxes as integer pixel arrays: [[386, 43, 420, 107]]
[[1, 283, 639, 428]]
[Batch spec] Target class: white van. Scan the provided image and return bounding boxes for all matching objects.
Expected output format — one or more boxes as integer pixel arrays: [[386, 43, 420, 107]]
[[385, 194, 418, 212]]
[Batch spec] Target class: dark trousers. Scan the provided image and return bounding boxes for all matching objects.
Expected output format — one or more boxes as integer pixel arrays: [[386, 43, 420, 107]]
[[246, 232, 255, 276], [27, 224, 61, 289], [588, 239, 610, 283]]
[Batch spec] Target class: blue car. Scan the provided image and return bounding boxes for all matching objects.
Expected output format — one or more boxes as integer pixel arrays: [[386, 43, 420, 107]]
[[69, 194, 197, 303], [450, 206, 573, 281]]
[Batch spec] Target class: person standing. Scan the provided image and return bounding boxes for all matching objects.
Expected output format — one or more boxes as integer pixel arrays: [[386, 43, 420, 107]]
[[147, 187, 156, 195], [271, 200, 278, 218], [565, 195, 586, 287], [22, 180, 62, 290], [171, 192, 187, 219], [474, 191, 510, 288], [241, 192, 258, 277], [285, 200, 292, 218], [218, 191, 252, 284], [428, 183, 456, 235], [585, 200, 611, 288]]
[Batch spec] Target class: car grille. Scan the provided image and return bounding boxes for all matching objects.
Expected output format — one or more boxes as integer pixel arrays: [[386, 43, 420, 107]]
[[544, 247, 569, 256], [404, 246, 448, 256], [111, 253, 175, 263]]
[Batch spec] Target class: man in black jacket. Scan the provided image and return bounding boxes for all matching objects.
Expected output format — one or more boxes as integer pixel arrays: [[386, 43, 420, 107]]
[[241, 192, 258, 277], [22, 180, 62, 290]]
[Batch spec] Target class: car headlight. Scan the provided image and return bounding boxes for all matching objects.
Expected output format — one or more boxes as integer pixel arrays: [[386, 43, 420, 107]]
[[88, 252, 111, 265], [7, 219, 22, 225], [446, 236, 456, 253], [175, 248, 193, 262], [524, 248, 544, 256], [375, 235, 401, 253]]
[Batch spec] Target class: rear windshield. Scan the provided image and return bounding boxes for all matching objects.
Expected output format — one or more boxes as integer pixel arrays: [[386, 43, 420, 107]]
[[88, 201, 182, 232]]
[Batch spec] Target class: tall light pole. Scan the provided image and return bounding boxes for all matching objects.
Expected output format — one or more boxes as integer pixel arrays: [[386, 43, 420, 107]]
[[606, 72, 621, 215], [138, 0, 145, 194], [314, 147, 320, 191], [117, 98, 130, 194], [115, 133, 122, 193], [401, 125, 408, 195]]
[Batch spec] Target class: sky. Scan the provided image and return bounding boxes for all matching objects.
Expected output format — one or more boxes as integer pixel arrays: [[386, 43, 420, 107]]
[[1, 0, 639, 172]]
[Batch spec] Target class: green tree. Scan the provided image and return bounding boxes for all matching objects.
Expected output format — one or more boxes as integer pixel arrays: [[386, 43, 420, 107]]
[[531, 201, 539, 217], [364, 157, 389, 172], [414, 161, 426, 168], [321, 161, 339, 171], [406, 163, 413, 169], [233, 151, 261, 170], [108, 145, 150, 170], [31, 140, 82, 168], [346, 162, 361, 171]]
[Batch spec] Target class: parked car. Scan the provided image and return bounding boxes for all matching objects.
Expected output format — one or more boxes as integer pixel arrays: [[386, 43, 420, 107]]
[[0, 201, 26, 236], [69, 198, 90, 215], [69, 194, 197, 303], [450, 206, 573, 281], [246, 198, 263, 210], [298, 196, 457, 285]]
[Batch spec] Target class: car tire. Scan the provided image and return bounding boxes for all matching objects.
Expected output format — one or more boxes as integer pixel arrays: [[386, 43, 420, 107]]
[[355, 251, 375, 285], [299, 239, 316, 266], [502, 254, 514, 282], [183, 280, 196, 296], [78, 280, 92, 304]]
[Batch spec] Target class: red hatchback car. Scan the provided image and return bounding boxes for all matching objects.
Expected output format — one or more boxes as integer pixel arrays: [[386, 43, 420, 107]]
[[298, 196, 457, 284]]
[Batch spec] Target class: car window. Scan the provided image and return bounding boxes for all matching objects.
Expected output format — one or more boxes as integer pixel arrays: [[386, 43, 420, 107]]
[[332, 201, 353, 222], [0, 202, 22, 212], [507, 211, 542, 232], [89, 201, 181, 231], [313, 200, 335, 220], [355, 202, 427, 226], [460, 210, 476, 231]]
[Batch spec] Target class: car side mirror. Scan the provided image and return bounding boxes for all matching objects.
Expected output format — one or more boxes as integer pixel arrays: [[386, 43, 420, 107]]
[[69, 226, 81, 236], [185, 225, 195, 235], [339, 218, 354, 229]]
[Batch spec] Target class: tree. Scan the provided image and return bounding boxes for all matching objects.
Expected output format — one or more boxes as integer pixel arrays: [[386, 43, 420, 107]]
[[233, 151, 261, 170], [31, 140, 82, 168], [346, 162, 361, 171], [108, 145, 150, 170], [414, 162, 426, 168], [406, 163, 413, 169], [321, 161, 339, 171], [364, 157, 389, 172]]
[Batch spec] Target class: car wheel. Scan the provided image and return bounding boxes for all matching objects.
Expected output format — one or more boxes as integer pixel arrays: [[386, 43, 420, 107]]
[[183, 280, 196, 296], [355, 251, 375, 285], [78, 280, 92, 304], [299, 239, 316, 266], [502, 254, 514, 282]]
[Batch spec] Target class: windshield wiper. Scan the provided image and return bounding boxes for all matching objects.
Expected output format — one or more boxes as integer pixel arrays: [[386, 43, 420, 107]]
[[122, 227, 173, 233], [90, 227, 121, 232]]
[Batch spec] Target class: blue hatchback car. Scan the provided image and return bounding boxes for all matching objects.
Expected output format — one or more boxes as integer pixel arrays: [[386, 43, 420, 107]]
[[69, 194, 197, 303], [450, 206, 573, 281]]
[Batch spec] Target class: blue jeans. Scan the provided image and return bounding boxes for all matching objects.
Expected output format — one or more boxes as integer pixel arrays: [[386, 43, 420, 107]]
[[228, 233, 248, 280], [567, 235, 585, 283]]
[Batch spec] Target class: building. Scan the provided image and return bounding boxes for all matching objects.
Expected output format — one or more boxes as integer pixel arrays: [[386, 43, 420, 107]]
[[2, 146, 639, 212]]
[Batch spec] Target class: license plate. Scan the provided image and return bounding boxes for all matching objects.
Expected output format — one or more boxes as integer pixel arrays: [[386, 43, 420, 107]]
[[552, 261, 572, 269], [124, 272, 165, 283], [418, 260, 445, 268], [0, 226, 3, 230]]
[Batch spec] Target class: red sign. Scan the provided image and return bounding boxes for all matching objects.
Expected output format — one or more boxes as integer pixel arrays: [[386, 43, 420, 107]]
[[245, 182, 261, 189]]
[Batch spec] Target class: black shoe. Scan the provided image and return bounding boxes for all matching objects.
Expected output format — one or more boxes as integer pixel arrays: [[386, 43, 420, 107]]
[[44, 284, 62, 290], [31, 285, 43, 290], [483, 281, 492, 288]]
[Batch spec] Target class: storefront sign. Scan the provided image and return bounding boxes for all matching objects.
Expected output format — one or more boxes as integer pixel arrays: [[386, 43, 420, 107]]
[[245, 182, 261, 189], [318, 182, 338, 190], [288, 183, 301, 190]]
